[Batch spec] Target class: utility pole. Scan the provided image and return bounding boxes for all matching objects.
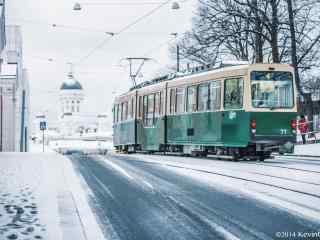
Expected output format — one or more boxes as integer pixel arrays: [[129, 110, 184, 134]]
[[122, 57, 151, 87]]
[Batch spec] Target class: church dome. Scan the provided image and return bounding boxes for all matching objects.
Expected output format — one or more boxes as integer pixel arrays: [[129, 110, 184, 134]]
[[60, 73, 83, 90]]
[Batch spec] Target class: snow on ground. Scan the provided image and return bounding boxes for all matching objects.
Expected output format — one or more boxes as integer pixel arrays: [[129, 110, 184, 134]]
[[295, 143, 320, 156], [127, 154, 320, 222], [49, 140, 113, 154], [0, 146, 105, 240]]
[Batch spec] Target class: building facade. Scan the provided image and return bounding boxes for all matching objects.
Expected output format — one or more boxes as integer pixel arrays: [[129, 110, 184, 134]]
[[0, 26, 29, 152], [0, 0, 6, 73]]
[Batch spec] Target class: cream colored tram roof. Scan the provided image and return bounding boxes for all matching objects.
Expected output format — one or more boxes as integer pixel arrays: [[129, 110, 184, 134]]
[[113, 63, 293, 104]]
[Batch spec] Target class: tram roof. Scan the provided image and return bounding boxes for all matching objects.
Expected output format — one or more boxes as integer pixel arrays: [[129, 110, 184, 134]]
[[114, 63, 293, 102], [129, 63, 249, 92]]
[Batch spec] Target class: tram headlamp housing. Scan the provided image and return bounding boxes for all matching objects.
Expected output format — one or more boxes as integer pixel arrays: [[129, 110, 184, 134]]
[[251, 119, 257, 134]]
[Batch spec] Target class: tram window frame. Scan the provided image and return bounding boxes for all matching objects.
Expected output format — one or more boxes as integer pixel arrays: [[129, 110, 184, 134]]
[[210, 81, 221, 111], [170, 88, 176, 115], [224, 78, 244, 110], [198, 83, 209, 112], [112, 106, 115, 123], [176, 87, 185, 113], [186, 85, 198, 112]]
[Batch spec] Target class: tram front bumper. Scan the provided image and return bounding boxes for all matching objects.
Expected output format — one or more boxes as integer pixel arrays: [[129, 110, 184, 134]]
[[251, 135, 295, 154]]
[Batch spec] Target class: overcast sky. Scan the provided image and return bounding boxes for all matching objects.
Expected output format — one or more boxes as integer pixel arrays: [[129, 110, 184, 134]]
[[6, 0, 197, 129]]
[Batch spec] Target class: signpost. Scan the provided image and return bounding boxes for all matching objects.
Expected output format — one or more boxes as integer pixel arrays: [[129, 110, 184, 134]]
[[40, 121, 47, 152]]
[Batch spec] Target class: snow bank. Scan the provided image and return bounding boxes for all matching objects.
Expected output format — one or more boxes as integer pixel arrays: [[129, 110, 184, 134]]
[[0, 152, 105, 239], [294, 143, 320, 156]]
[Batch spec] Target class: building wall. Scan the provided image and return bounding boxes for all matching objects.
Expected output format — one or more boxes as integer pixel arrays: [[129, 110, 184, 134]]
[[0, 26, 29, 152], [0, 0, 5, 55], [0, 76, 17, 151]]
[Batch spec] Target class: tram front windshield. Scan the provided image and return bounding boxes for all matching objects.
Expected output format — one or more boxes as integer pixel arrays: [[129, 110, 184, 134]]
[[251, 71, 294, 109]]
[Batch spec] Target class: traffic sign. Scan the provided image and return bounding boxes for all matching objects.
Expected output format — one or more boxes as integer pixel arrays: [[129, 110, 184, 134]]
[[40, 121, 47, 131]]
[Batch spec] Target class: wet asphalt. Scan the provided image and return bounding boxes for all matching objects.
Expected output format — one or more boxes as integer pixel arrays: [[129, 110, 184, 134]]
[[70, 154, 320, 240]]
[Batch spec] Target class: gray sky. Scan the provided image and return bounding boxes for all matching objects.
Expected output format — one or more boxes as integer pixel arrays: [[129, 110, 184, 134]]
[[6, 0, 197, 129]]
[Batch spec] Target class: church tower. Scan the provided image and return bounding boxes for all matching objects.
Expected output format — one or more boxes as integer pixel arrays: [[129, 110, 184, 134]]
[[59, 67, 84, 115]]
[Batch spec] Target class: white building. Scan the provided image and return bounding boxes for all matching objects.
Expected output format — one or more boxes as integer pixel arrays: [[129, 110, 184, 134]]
[[58, 72, 109, 137], [59, 73, 87, 136], [0, 26, 29, 152]]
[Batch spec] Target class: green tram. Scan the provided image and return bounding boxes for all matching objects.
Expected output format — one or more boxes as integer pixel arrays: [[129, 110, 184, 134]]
[[113, 64, 297, 161]]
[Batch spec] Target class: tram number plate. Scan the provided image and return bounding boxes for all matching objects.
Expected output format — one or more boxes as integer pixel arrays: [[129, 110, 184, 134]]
[[187, 128, 194, 136]]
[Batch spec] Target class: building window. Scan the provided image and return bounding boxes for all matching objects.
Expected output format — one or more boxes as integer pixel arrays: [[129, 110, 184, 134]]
[[210, 81, 221, 110], [176, 88, 185, 113], [224, 78, 244, 109], [71, 106, 75, 112], [198, 83, 209, 111], [186, 86, 197, 112]]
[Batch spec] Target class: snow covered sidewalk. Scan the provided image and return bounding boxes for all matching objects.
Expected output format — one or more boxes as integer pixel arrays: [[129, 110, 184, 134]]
[[0, 152, 104, 240], [294, 143, 320, 157]]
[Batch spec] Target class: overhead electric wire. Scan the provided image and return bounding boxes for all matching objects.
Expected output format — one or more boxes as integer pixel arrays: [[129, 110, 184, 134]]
[[73, 0, 172, 66]]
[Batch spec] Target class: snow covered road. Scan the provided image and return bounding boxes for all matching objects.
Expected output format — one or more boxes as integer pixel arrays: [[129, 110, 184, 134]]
[[70, 153, 320, 240]]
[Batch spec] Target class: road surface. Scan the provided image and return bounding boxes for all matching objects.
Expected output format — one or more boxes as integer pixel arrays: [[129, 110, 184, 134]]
[[70, 153, 320, 240]]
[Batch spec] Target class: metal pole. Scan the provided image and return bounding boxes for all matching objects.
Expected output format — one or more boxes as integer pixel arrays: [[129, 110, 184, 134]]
[[20, 90, 26, 152], [42, 129, 44, 152], [177, 44, 180, 72]]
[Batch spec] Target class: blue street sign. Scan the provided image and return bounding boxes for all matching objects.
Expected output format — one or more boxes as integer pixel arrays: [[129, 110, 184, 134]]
[[40, 121, 47, 131]]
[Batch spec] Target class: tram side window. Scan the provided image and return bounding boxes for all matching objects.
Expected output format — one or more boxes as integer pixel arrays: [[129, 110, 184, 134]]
[[113, 106, 115, 123], [119, 103, 123, 122], [143, 94, 155, 126], [186, 86, 197, 112], [176, 88, 185, 113], [147, 94, 155, 126], [224, 78, 244, 109], [210, 81, 221, 110], [143, 96, 148, 125], [198, 84, 209, 111], [123, 102, 128, 121], [154, 92, 161, 117], [116, 105, 119, 123], [128, 100, 131, 120], [131, 97, 135, 119], [139, 96, 143, 118], [170, 89, 176, 114]]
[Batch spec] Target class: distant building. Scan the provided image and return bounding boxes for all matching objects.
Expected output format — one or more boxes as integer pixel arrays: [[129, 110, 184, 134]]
[[0, 26, 29, 152], [58, 72, 107, 137]]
